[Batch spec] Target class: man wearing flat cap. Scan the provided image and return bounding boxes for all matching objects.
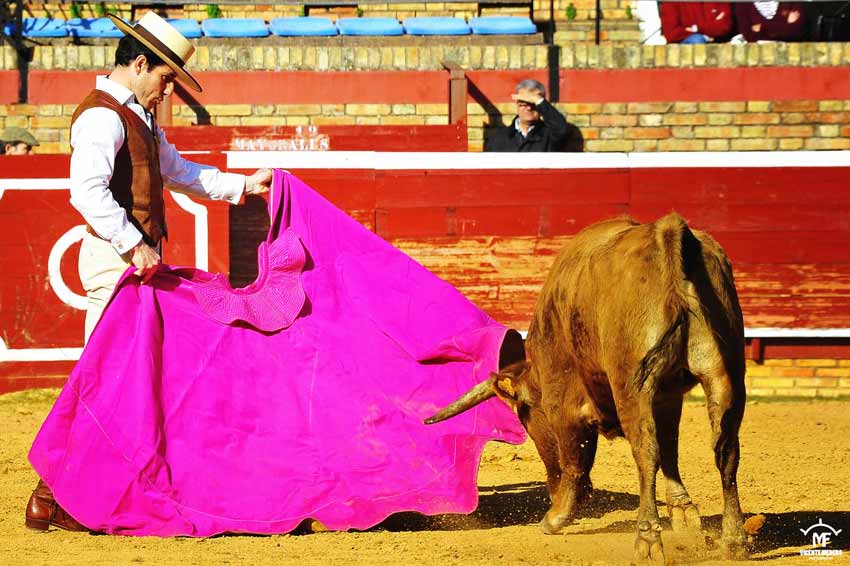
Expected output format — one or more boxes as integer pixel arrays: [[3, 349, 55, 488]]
[[24, 12, 272, 533], [0, 127, 39, 155]]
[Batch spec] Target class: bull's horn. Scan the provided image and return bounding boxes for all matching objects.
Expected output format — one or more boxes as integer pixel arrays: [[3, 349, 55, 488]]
[[424, 377, 496, 424]]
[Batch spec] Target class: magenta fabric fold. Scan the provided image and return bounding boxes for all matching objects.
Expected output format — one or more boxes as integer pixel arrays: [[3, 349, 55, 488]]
[[29, 170, 525, 536]]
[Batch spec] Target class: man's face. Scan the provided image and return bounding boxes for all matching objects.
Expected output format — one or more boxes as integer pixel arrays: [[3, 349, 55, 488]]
[[134, 59, 176, 111], [4, 142, 32, 155], [515, 87, 542, 125]]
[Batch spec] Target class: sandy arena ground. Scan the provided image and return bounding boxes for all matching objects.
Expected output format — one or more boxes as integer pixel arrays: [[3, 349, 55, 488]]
[[1, 389, 848, 565]]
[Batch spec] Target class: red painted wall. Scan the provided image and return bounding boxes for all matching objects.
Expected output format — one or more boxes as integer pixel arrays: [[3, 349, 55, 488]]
[[5, 67, 850, 106]]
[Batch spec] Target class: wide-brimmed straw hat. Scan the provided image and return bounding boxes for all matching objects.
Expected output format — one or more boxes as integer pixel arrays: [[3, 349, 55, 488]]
[[107, 11, 202, 92]]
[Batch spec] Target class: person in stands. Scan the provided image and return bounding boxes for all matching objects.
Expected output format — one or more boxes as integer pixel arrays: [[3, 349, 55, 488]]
[[735, 1, 806, 42], [0, 127, 39, 155], [661, 2, 733, 44], [485, 79, 583, 153]]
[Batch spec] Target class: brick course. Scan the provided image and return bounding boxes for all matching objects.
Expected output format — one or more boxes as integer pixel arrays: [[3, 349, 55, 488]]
[[682, 360, 850, 399], [6, 93, 850, 154]]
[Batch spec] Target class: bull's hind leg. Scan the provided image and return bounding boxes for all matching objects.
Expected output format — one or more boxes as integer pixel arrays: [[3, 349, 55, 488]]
[[655, 394, 702, 533], [623, 392, 665, 564], [703, 373, 747, 558]]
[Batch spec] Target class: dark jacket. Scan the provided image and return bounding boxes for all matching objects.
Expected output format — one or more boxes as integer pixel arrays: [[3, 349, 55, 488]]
[[484, 99, 583, 153], [735, 2, 806, 42]]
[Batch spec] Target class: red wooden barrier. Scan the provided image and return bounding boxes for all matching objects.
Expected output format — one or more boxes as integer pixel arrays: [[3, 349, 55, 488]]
[[2, 150, 850, 392]]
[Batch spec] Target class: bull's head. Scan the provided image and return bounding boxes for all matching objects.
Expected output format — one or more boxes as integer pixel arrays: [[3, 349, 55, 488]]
[[424, 361, 542, 429]]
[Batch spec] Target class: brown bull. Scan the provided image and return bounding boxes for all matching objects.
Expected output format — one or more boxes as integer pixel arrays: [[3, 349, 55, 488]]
[[426, 213, 747, 562]]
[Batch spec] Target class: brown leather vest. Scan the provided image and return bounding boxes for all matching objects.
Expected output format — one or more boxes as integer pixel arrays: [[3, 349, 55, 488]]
[[71, 89, 166, 245]]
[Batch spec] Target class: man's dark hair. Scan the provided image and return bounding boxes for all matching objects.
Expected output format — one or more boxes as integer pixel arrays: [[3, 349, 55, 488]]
[[114, 35, 167, 68]]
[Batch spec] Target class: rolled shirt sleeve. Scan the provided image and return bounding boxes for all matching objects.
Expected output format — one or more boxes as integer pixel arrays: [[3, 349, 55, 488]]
[[157, 127, 245, 204], [69, 107, 144, 254]]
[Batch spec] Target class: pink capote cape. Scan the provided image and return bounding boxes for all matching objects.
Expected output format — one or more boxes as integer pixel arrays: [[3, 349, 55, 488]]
[[29, 170, 526, 536]]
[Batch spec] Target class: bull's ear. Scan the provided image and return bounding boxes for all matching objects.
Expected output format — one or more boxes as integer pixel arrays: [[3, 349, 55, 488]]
[[490, 374, 519, 405], [489, 361, 529, 406]]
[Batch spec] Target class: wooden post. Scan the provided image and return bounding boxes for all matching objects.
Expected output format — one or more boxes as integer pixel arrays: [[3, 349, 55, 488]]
[[749, 337, 763, 363], [441, 60, 467, 125], [156, 94, 173, 126]]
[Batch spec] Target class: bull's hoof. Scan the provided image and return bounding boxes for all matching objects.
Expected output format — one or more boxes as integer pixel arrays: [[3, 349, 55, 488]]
[[668, 502, 702, 533], [721, 536, 749, 560], [634, 521, 665, 564], [538, 515, 565, 535]]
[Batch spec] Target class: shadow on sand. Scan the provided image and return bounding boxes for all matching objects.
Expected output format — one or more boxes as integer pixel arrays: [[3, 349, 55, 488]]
[[375, 485, 848, 561], [375, 482, 640, 532]]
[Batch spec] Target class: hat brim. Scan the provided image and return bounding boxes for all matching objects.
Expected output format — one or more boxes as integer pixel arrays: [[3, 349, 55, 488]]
[[108, 14, 202, 92]]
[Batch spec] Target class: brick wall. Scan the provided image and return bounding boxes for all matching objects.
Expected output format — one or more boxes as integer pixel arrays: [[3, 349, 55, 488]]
[[685, 359, 850, 399], [3, 41, 849, 153]]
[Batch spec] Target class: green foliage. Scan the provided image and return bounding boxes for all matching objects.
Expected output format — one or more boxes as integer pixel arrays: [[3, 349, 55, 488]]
[[69, 2, 82, 19], [206, 4, 223, 19], [299, 6, 306, 17], [625, 5, 633, 19], [94, 2, 106, 18], [356, 7, 364, 18], [565, 3, 577, 21]]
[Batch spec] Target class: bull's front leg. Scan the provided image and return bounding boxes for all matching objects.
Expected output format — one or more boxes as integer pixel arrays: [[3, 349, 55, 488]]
[[530, 428, 564, 534], [539, 423, 597, 534]]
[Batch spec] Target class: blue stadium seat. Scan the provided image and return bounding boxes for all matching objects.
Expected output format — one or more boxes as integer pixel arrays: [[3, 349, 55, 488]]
[[66, 17, 123, 38], [402, 17, 471, 36], [4, 17, 68, 38], [201, 18, 269, 38], [469, 16, 537, 35], [336, 17, 403, 36], [270, 17, 337, 37], [166, 18, 202, 39]]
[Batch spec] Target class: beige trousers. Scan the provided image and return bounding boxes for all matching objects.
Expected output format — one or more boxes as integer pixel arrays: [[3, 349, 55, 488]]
[[78, 232, 133, 342]]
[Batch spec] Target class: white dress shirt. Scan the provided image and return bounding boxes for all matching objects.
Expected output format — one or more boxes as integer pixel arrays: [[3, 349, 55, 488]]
[[70, 75, 246, 254]]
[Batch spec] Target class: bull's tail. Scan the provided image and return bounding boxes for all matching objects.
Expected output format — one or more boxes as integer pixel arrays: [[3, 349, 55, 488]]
[[632, 213, 695, 392], [655, 212, 693, 316], [632, 310, 688, 392]]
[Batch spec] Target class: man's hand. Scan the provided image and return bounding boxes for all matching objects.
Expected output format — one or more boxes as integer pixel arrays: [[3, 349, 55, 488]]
[[512, 87, 544, 107], [245, 168, 272, 197], [131, 242, 161, 285], [788, 10, 800, 24]]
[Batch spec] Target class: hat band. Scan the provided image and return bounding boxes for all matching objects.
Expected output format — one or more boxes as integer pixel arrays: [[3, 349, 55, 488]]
[[133, 24, 185, 67]]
